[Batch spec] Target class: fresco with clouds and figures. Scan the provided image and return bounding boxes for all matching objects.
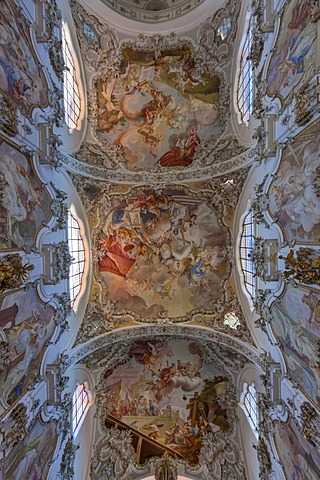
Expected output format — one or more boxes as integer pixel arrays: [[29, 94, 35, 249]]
[[94, 47, 221, 170], [0, 139, 52, 250], [275, 419, 320, 480], [102, 339, 233, 465], [0, 0, 48, 113], [4, 418, 57, 480], [270, 284, 320, 406], [96, 188, 229, 320], [268, 119, 320, 244], [266, 0, 317, 102], [0, 288, 55, 408]]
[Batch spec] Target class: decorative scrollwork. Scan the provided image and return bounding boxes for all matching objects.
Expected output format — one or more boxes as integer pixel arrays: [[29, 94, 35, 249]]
[[58, 436, 80, 480]]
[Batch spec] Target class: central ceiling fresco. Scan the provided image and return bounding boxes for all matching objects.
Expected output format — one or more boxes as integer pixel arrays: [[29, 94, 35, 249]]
[[95, 187, 229, 319]]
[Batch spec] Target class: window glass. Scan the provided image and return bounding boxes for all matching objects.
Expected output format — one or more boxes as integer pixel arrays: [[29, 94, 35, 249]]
[[244, 383, 258, 429], [62, 27, 81, 130], [237, 21, 253, 123], [240, 209, 255, 298], [72, 383, 90, 432], [67, 213, 85, 305], [217, 17, 232, 40]]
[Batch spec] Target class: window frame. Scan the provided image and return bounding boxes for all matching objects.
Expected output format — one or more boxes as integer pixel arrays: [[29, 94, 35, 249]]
[[67, 212, 85, 305], [72, 383, 91, 435], [237, 19, 253, 123], [243, 383, 259, 431], [239, 209, 255, 299], [62, 26, 81, 131]]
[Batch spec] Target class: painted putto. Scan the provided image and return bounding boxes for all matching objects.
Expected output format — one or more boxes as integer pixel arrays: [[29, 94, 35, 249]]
[[96, 188, 229, 319], [101, 339, 233, 464], [94, 47, 221, 170]]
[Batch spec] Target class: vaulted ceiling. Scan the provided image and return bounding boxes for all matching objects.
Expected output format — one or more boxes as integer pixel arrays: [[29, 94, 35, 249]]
[[0, 0, 320, 479]]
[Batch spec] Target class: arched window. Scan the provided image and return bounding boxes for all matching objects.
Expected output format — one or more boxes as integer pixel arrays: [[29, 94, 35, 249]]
[[72, 383, 90, 433], [240, 209, 255, 298], [243, 383, 258, 430], [62, 26, 81, 130], [67, 212, 85, 305], [237, 20, 253, 123]]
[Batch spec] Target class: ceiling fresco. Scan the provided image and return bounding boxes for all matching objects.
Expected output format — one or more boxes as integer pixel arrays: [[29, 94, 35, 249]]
[[71, 0, 244, 180], [71, 168, 253, 344], [270, 283, 320, 406], [95, 338, 236, 466], [0, 138, 52, 250], [268, 119, 320, 244], [94, 47, 223, 171], [95, 187, 229, 319], [266, 0, 317, 104], [0, 0, 48, 115]]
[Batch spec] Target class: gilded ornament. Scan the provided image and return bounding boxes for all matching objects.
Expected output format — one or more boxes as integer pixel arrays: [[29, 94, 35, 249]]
[[0, 254, 34, 293], [281, 248, 320, 286]]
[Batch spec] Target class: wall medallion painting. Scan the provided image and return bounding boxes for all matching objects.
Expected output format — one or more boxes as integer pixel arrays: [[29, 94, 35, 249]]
[[268, 119, 320, 243], [270, 284, 320, 405], [3, 418, 58, 479], [0, 139, 52, 250], [0, 288, 55, 408], [95, 188, 229, 320], [101, 339, 233, 465], [266, 0, 317, 102], [0, 0, 48, 113], [275, 418, 320, 480], [94, 46, 222, 170]]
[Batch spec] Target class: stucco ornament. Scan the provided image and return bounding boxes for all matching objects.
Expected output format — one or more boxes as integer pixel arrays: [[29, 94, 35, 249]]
[[91, 427, 135, 480]]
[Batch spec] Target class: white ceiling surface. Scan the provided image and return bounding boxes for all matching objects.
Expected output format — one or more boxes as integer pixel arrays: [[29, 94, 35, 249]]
[[98, 0, 206, 23], [80, 0, 225, 34]]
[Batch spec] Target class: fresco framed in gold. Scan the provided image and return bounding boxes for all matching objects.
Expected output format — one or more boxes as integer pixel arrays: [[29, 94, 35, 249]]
[[3, 417, 58, 480]]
